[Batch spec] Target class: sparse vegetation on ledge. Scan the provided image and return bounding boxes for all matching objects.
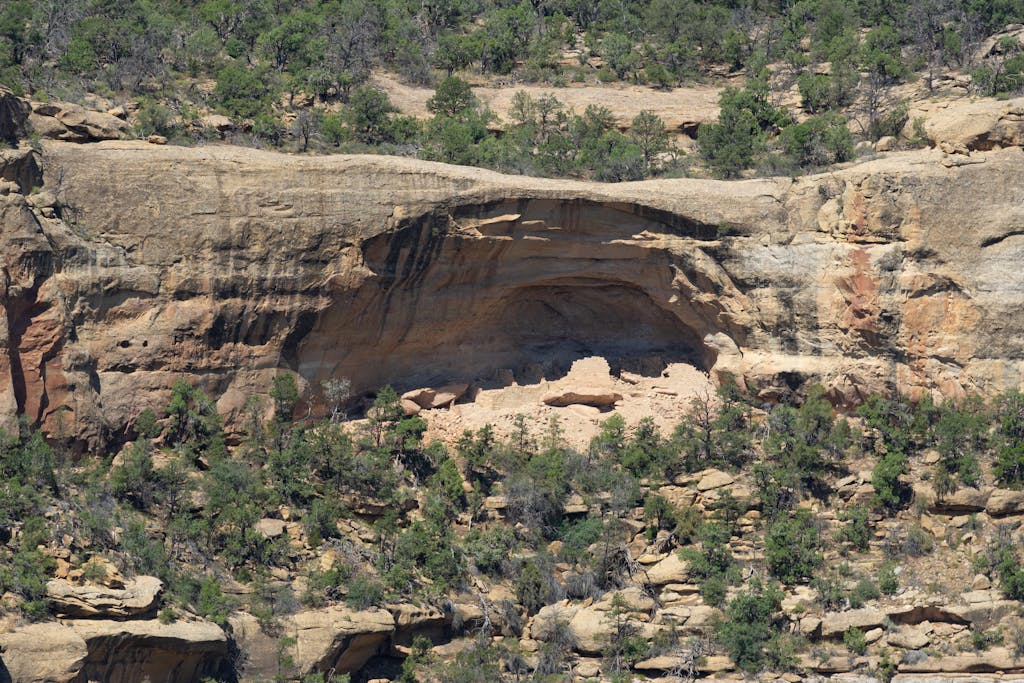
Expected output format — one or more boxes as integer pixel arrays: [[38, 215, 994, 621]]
[[2, 1, 1022, 179], [4, 372, 1024, 680]]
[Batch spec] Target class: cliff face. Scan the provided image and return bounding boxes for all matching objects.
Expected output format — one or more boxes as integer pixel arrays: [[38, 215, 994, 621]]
[[2, 140, 1024, 447]]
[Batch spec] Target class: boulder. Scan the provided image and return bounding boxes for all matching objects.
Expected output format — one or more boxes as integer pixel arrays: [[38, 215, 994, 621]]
[[575, 659, 601, 677], [0, 622, 88, 683], [800, 653, 860, 674], [972, 574, 992, 590], [645, 553, 689, 585], [200, 114, 235, 132], [696, 468, 734, 491], [907, 97, 1024, 151], [64, 617, 229, 683], [820, 607, 886, 638], [402, 382, 469, 409], [529, 602, 579, 642], [255, 518, 287, 539], [634, 654, 688, 673], [542, 387, 622, 408], [24, 190, 57, 209], [886, 625, 931, 650], [594, 586, 656, 613], [799, 616, 822, 636], [29, 100, 128, 142], [985, 488, 1024, 516], [567, 610, 608, 655], [947, 598, 1021, 628], [46, 575, 163, 619], [28, 111, 69, 138], [0, 146, 42, 195], [400, 398, 421, 416], [567, 605, 659, 655], [80, 557, 125, 589], [288, 605, 395, 675], [974, 26, 1024, 61], [698, 655, 736, 673], [922, 485, 991, 513], [655, 485, 697, 508], [875, 135, 897, 152]]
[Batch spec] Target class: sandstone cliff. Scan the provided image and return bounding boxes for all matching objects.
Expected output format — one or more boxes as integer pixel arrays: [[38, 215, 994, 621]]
[[2, 138, 1024, 446]]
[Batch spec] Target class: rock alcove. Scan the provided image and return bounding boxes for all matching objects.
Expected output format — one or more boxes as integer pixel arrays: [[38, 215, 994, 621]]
[[295, 197, 734, 408]]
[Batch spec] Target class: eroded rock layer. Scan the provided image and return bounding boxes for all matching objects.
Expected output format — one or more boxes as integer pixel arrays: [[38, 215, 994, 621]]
[[2, 141, 1024, 446]]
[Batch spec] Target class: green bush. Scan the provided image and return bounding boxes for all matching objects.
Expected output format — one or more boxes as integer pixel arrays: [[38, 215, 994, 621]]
[[699, 77, 790, 178], [302, 563, 349, 608], [698, 97, 763, 178], [515, 560, 551, 615], [993, 391, 1024, 487], [930, 397, 988, 494], [343, 85, 400, 145], [110, 440, 158, 510], [0, 542, 55, 619], [878, 562, 899, 595], [901, 525, 935, 557], [716, 579, 788, 672], [462, 526, 516, 577], [196, 575, 235, 626], [304, 498, 343, 546], [779, 113, 853, 168], [844, 627, 868, 655], [873, 450, 910, 511], [390, 520, 462, 591], [680, 520, 737, 607], [558, 517, 605, 564], [985, 531, 1024, 600], [837, 504, 873, 551], [165, 378, 224, 460], [214, 62, 270, 118], [673, 380, 754, 472], [849, 578, 880, 608], [971, 627, 1004, 651], [765, 509, 823, 584], [813, 572, 846, 610], [134, 98, 176, 138], [343, 575, 385, 610]]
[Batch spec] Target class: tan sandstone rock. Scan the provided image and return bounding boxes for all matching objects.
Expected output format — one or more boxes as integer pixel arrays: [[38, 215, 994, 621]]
[[887, 624, 932, 650], [289, 605, 395, 675], [46, 575, 163, 619], [908, 97, 1024, 151], [0, 622, 88, 683], [2, 133, 1024, 446], [820, 607, 887, 638], [402, 382, 469, 409], [645, 553, 689, 585], [541, 387, 623, 408], [985, 488, 1024, 516], [696, 468, 735, 491], [64, 617, 228, 683]]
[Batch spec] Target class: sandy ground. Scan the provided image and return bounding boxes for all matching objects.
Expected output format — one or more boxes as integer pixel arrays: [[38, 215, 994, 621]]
[[372, 73, 722, 132], [421, 356, 715, 450]]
